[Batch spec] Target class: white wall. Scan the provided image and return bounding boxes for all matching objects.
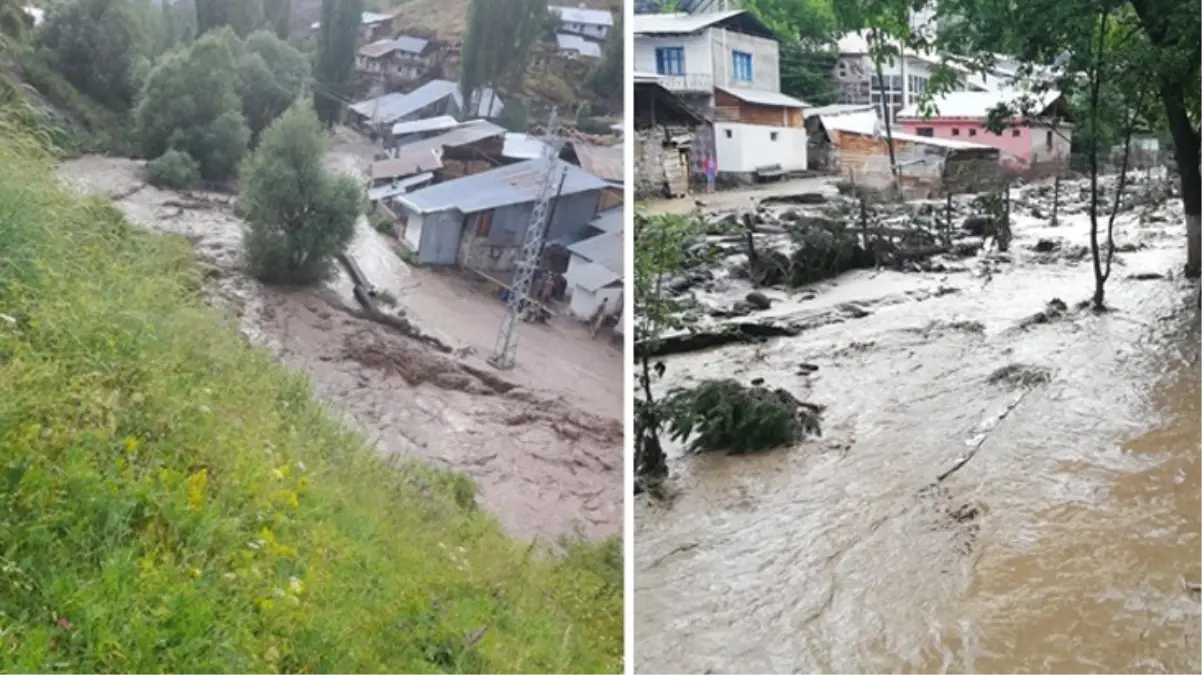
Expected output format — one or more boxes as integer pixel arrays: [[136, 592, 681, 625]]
[[714, 123, 807, 173], [1028, 123, 1073, 165], [707, 27, 781, 94], [563, 253, 588, 298], [633, 33, 713, 89], [569, 285, 623, 322], [403, 212, 423, 250], [562, 21, 609, 39]]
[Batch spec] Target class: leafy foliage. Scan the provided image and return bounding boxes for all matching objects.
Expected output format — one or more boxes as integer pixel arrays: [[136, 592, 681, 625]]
[[0, 112, 621, 673], [35, 0, 152, 110], [196, 0, 266, 37], [133, 28, 250, 181], [744, 0, 842, 105], [662, 379, 822, 454], [240, 103, 360, 284], [237, 29, 310, 137], [460, 0, 546, 113], [313, 0, 362, 127], [585, 14, 623, 103], [146, 148, 200, 189]]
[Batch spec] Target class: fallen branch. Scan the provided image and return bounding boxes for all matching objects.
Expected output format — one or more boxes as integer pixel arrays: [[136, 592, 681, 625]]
[[935, 388, 1032, 483]]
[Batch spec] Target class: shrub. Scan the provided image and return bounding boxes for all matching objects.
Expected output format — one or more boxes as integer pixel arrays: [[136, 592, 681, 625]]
[[146, 148, 200, 189], [241, 103, 359, 283], [662, 378, 822, 454]]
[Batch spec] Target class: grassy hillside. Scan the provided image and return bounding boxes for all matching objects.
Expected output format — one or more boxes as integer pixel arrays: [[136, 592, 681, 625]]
[[0, 114, 621, 673]]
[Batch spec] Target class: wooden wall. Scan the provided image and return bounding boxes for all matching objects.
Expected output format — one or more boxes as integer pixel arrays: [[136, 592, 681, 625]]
[[714, 90, 804, 128]]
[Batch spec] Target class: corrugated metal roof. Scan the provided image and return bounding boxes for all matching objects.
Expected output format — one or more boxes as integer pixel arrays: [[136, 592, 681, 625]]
[[571, 142, 623, 183], [371, 152, 443, 181], [633, 10, 745, 34], [397, 120, 507, 160], [350, 80, 503, 125], [393, 35, 430, 54], [550, 5, 614, 26], [573, 261, 622, 292], [367, 173, 435, 201], [556, 33, 603, 57], [567, 229, 623, 270], [503, 132, 552, 160], [822, 111, 996, 150], [399, 157, 609, 214], [805, 104, 875, 118], [896, 89, 1062, 120], [391, 115, 460, 137], [717, 87, 806, 108], [359, 38, 397, 59], [590, 208, 622, 234]]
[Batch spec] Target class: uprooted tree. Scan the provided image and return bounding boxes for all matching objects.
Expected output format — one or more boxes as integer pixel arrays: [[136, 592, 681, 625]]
[[240, 103, 361, 284]]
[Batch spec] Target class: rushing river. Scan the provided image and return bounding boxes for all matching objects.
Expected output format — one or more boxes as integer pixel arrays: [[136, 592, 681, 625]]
[[634, 195, 1200, 673]]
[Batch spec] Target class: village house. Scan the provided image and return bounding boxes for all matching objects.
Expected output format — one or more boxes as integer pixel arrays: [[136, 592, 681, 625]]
[[549, 5, 615, 41], [832, 32, 1020, 125], [563, 227, 623, 322], [347, 80, 504, 133], [562, 140, 624, 211], [355, 35, 439, 81], [393, 157, 609, 272], [632, 11, 807, 179], [815, 108, 1002, 196], [633, 72, 709, 198], [383, 120, 508, 178], [895, 89, 1072, 173], [389, 116, 461, 149], [556, 33, 603, 58]]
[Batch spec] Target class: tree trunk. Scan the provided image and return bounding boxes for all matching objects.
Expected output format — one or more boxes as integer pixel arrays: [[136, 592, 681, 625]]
[[1159, 84, 1202, 277]]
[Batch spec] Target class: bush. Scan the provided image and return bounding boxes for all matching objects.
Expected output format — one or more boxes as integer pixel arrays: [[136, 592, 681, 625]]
[[0, 110, 621, 674], [146, 149, 199, 189], [574, 116, 616, 136], [241, 103, 359, 283], [662, 378, 821, 454]]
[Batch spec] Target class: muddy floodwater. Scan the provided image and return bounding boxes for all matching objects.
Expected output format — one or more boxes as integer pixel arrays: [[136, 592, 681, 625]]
[[635, 181, 1200, 673]]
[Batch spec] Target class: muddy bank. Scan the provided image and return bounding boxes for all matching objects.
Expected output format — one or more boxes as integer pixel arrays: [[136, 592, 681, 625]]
[[635, 174, 1200, 673], [57, 155, 622, 541]]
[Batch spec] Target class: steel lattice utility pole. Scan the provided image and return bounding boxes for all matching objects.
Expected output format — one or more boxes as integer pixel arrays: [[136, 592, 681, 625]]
[[488, 108, 566, 370]]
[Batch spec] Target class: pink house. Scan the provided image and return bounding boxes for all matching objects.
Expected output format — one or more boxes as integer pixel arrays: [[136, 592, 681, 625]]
[[896, 90, 1072, 173]]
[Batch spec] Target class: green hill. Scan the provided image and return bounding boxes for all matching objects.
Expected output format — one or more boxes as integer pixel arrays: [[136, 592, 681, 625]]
[[0, 109, 621, 673]]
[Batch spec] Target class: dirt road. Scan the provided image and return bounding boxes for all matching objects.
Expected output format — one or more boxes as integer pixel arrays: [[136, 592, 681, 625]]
[[57, 154, 623, 542]]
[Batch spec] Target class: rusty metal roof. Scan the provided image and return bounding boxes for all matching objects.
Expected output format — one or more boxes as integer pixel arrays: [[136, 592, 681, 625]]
[[370, 151, 443, 181], [570, 141, 623, 183]]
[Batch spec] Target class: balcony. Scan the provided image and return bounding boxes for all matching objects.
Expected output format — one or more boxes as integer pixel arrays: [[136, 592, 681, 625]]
[[653, 72, 714, 94]]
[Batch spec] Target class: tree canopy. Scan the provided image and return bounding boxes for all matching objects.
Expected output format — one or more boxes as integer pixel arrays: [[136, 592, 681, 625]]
[[35, 0, 154, 110], [313, 0, 362, 127], [460, 0, 546, 116], [237, 29, 309, 137]]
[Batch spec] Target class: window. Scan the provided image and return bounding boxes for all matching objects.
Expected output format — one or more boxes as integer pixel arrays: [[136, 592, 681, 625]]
[[916, 127, 934, 137], [770, 131, 779, 141], [655, 47, 684, 76], [951, 128, 961, 136], [724, 129, 733, 139], [1011, 128, 1021, 137], [1045, 129, 1054, 149], [732, 51, 753, 82], [969, 128, 978, 137]]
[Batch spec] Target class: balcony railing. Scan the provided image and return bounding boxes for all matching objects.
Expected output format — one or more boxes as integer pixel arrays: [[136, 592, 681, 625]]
[[654, 73, 714, 93]]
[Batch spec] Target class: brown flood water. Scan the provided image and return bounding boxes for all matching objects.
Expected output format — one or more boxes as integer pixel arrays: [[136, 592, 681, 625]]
[[635, 197, 1201, 673]]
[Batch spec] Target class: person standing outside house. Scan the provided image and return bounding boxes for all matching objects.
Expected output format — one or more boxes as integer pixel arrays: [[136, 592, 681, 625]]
[[703, 154, 718, 193]]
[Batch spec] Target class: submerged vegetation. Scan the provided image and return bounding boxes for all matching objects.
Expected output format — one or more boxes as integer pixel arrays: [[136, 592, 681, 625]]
[[0, 110, 621, 672]]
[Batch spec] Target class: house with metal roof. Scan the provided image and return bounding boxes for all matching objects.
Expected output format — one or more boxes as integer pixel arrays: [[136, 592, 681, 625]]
[[393, 157, 609, 271], [348, 80, 503, 131], [563, 228, 624, 321], [556, 33, 603, 58], [633, 11, 808, 179], [355, 35, 439, 81], [550, 5, 615, 40]]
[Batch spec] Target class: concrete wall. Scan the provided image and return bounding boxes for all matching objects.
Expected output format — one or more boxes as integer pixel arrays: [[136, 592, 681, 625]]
[[1027, 124, 1072, 167], [899, 119, 1071, 170], [706, 27, 780, 94], [569, 284, 622, 321], [633, 33, 713, 92], [714, 122, 807, 173]]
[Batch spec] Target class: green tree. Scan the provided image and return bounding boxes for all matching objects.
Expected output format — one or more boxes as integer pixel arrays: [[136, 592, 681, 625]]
[[238, 29, 309, 137], [745, 0, 842, 105], [585, 15, 623, 104], [35, 0, 151, 110], [240, 103, 361, 283], [313, 0, 362, 127], [133, 28, 249, 181], [196, 0, 265, 37], [460, 0, 546, 116], [264, 0, 291, 39], [0, 0, 34, 44]]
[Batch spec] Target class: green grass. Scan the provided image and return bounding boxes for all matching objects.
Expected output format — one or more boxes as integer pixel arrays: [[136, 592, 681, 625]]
[[0, 118, 622, 673]]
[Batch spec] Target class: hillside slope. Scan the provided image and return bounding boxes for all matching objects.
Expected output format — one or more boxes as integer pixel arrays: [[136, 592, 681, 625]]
[[0, 115, 620, 673]]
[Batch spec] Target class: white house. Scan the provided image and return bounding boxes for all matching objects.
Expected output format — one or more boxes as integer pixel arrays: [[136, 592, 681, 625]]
[[633, 10, 807, 177], [564, 229, 623, 321], [549, 6, 614, 41]]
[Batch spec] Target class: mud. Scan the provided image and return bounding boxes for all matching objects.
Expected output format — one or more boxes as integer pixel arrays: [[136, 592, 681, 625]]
[[635, 174, 1200, 673], [57, 150, 622, 542]]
